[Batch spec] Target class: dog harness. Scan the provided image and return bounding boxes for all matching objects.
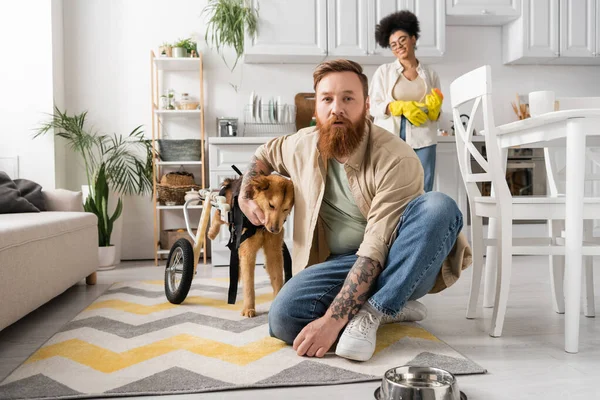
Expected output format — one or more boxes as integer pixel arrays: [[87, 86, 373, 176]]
[[222, 166, 293, 304]]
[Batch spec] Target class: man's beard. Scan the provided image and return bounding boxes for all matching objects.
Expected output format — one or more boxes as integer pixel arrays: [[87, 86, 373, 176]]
[[316, 110, 367, 161]]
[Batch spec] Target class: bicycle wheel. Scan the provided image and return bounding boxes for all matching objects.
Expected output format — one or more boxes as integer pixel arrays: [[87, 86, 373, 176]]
[[164, 238, 195, 304]]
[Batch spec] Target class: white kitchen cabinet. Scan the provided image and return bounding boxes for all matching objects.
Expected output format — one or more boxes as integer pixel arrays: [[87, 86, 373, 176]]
[[503, 0, 559, 63], [329, 0, 446, 62], [368, 0, 446, 60], [245, 0, 445, 64], [208, 138, 294, 266], [244, 0, 327, 63], [558, 0, 596, 58], [446, 0, 521, 25], [504, 0, 600, 64], [327, 0, 370, 57], [597, 0, 600, 57]]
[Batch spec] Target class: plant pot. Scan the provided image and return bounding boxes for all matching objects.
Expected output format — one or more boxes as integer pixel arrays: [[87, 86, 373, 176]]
[[158, 45, 172, 57], [172, 47, 188, 57], [98, 246, 117, 270]]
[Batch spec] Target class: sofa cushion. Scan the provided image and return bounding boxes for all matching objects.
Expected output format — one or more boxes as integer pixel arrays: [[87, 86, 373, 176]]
[[0, 172, 39, 214], [14, 179, 47, 211], [43, 189, 84, 212], [0, 212, 97, 252]]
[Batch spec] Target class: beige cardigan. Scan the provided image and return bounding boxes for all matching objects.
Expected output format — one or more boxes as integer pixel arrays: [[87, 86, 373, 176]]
[[256, 121, 472, 293]]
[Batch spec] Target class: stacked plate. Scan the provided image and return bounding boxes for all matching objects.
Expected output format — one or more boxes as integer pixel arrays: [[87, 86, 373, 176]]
[[248, 92, 292, 124]]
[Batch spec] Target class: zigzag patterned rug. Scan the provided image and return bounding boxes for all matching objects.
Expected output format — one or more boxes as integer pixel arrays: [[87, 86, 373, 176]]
[[0, 279, 485, 399]]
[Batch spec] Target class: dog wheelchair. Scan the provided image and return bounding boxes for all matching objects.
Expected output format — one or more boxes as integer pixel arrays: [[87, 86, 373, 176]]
[[164, 183, 293, 306], [164, 188, 230, 304]]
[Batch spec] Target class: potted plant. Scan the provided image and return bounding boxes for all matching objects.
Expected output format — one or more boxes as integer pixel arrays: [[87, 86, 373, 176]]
[[84, 164, 122, 269], [172, 38, 195, 57], [34, 107, 155, 268], [203, 0, 258, 71], [158, 41, 173, 57]]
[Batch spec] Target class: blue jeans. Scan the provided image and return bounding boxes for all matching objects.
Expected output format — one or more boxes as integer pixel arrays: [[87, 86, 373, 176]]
[[269, 192, 463, 344], [400, 116, 436, 192]]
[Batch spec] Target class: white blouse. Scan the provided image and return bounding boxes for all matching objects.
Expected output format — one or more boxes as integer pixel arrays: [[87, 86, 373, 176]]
[[369, 59, 441, 149]]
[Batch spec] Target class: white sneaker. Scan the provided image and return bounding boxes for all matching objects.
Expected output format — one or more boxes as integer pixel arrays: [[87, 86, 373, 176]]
[[335, 304, 381, 361], [380, 300, 428, 324]]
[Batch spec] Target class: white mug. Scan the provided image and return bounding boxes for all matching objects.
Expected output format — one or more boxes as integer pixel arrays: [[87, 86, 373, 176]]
[[528, 91, 556, 117]]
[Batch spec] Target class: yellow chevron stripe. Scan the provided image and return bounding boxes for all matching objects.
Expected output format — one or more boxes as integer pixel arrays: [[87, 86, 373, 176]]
[[26, 334, 286, 372], [143, 277, 233, 285], [374, 324, 440, 355], [86, 292, 274, 315]]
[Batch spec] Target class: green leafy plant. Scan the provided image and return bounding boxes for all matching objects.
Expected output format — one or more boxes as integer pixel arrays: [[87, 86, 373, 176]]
[[84, 164, 123, 247], [34, 107, 154, 197], [34, 107, 155, 247], [203, 0, 258, 71], [173, 37, 197, 54]]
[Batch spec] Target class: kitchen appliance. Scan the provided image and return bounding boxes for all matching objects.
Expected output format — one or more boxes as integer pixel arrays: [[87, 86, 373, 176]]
[[471, 144, 547, 224], [217, 117, 238, 137], [374, 366, 466, 400], [478, 146, 547, 197], [451, 114, 475, 136]]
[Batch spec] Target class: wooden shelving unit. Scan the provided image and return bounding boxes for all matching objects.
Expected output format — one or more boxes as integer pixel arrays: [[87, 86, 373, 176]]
[[150, 51, 206, 266]]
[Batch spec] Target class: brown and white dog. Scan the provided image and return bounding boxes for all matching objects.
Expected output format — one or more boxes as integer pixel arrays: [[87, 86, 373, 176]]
[[208, 174, 294, 317]]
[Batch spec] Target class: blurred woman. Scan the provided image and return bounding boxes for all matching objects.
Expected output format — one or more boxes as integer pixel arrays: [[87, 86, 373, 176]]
[[369, 10, 443, 192]]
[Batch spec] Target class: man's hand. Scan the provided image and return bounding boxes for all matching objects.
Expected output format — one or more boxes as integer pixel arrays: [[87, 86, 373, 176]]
[[293, 315, 346, 358], [239, 156, 272, 226], [238, 196, 265, 226]]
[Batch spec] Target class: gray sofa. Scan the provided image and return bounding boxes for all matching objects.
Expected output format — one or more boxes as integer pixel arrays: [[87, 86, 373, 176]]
[[0, 189, 98, 331]]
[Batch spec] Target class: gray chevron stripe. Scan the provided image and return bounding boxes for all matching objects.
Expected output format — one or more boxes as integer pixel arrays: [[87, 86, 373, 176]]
[[107, 367, 234, 395], [107, 281, 272, 298], [59, 312, 269, 337], [255, 360, 378, 385], [0, 374, 81, 399], [407, 352, 487, 375]]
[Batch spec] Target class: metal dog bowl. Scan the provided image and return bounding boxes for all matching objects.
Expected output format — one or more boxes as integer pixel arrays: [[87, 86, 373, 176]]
[[374, 366, 467, 400]]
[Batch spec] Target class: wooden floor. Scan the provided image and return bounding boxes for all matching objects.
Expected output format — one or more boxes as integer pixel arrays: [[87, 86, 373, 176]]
[[1, 251, 598, 399]]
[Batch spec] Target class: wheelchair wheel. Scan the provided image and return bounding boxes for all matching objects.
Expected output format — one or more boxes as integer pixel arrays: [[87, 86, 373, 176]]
[[164, 238, 195, 304]]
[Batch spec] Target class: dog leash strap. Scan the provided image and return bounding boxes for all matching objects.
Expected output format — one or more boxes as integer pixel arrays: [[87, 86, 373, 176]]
[[227, 247, 239, 305], [231, 165, 243, 177], [283, 242, 293, 284]]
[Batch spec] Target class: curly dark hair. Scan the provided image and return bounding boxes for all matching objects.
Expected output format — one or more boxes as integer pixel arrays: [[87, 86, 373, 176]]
[[375, 10, 420, 48]]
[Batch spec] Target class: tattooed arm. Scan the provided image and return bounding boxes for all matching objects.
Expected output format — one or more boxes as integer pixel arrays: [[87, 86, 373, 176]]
[[328, 256, 383, 322], [293, 256, 383, 358], [238, 156, 273, 225]]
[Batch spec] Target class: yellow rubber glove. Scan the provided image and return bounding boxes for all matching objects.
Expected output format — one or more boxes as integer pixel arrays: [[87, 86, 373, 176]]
[[425, 88, 444, 121], [388, 100, 428, 127]]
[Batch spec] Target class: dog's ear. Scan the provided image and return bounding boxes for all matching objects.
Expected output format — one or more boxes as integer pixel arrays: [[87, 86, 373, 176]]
[[250, 175, 270, 193]]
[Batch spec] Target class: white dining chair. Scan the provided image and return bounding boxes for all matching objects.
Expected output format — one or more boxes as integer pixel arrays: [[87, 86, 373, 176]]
[[450, 66, 600, 338], [544, 97, 600, 318]]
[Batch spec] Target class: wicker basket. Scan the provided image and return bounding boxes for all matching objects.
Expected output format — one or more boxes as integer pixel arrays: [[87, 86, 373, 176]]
[[175, 101, 200, 110], [156, 184, 201, 205], [157, 139, 201, 161], [160, 171, 196, 186]]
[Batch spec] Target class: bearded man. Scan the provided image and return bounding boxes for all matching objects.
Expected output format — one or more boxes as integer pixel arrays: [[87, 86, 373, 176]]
[[239, 59, 471, 362]]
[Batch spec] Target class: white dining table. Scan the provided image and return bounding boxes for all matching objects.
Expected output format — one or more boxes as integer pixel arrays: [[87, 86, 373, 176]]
[[492, 109, 600, 353]]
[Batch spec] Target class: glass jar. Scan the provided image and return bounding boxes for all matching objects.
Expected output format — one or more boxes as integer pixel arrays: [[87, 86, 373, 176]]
[[160, 92, 169, 109], [167, 89, 175, 110]]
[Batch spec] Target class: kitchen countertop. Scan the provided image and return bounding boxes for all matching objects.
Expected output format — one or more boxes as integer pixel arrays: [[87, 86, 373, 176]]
[[209, 135, 486, 144]]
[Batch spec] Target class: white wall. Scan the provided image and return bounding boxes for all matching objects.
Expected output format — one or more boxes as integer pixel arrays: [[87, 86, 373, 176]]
[[60, 0, 600, 259], [0, 0, 64, 188]]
